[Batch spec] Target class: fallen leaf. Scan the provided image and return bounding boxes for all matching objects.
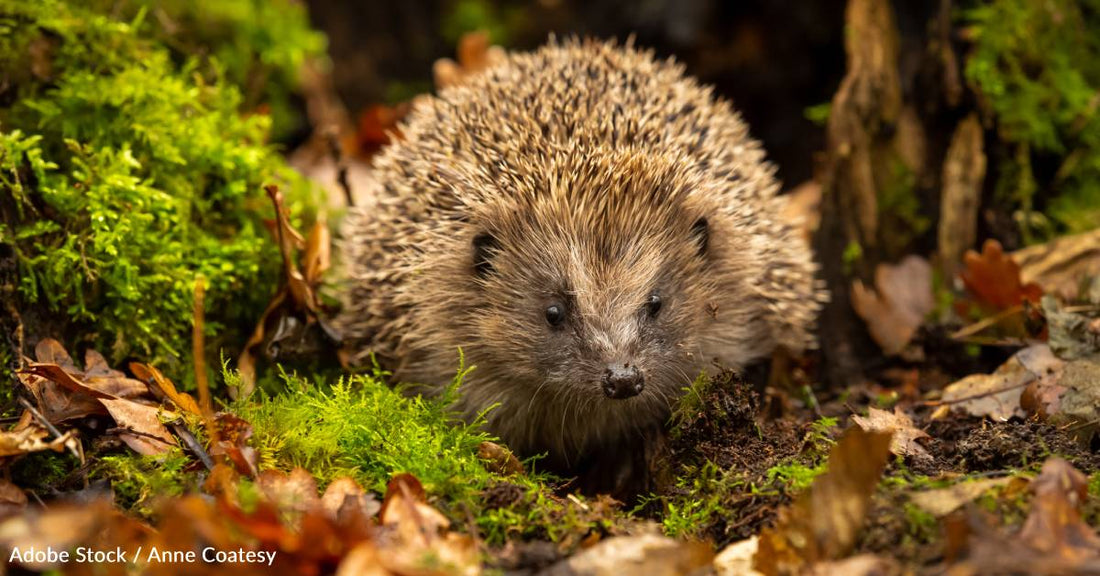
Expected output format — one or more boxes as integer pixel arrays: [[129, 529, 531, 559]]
[[755, 428, 894, 575], [0, 423, 78, 459], [209, 413, 258, 476], [851, 407, 932, 464], [961, 239, 1043, 311], [1042, 295, 1100, 361], [478, 441, 525, 476], [851, 256, 933, 356], [257, 468, 320, 518], [130, 362, 201, 415], [0, 480, 28, 520], [946, 458, 1100, 574], [909, 477, 1017, 517], [805, 554, 901, 576], [433, 30, 506, 90], [941, 344, 1063, 420], [540, 532, 714, 576], [1012, 228, 1100, 301], [322, 477, 381, 522], [100, 398, 177, 455], [714, 537, 765, 576]]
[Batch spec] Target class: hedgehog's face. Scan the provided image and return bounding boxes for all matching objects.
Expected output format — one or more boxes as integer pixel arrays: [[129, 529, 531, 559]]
[[461, 154, 730, 418]]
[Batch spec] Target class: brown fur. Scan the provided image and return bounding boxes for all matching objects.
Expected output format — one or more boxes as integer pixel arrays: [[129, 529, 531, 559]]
[[339, 38, 825, 470]]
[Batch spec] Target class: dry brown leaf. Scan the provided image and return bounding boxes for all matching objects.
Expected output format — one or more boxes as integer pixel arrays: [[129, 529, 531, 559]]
[[433, 30, 506, 90], [851, 407, 932, 464], [0, 423, 78, 459], [941, 344, 1063, 420], [0, 479, 28, 520], [33, 338, 77, 372], [100, 398, 176, 455], [336, 542, 392, 576], [851, 255, 933, 356], [1019, 458, 1100, 558], [541, 532, 714, 576], [129, 362, 201, 415], [478, 440, 525, 476], [257, 468, 320, 518], [805, 555, 901, 576], [961, 239, 1043, 311], [322, 477, 380, 521], [909, 477, 1017, 517], [714, 537, 765, 576], [946, 458, 1100, 574], [19, 372, 107, 423], [754, 428, 894, 576], [209, 413, 258, 476], [20, 363, 116, 400]]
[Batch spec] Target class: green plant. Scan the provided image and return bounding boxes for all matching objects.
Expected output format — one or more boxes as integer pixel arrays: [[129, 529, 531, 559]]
[[0, 0, 320, 369]]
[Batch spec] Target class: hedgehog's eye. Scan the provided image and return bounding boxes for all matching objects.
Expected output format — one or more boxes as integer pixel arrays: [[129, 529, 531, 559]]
[[645, 292, 662, 318], [545, 303, 566, 327]]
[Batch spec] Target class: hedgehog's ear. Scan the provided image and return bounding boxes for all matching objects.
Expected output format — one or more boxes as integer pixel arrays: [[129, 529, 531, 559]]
[[472, 232, 499, 277], [690, 217, 709, 257]]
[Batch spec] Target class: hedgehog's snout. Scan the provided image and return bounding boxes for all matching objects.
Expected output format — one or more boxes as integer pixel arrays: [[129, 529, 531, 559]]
[[601, 363, 644, 399]]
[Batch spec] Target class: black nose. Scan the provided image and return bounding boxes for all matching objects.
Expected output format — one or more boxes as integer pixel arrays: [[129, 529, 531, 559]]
[[602, 364, 644, 399]]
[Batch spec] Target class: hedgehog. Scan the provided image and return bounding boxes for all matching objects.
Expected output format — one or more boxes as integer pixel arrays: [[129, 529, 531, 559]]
[[339, 38, 825, 487]]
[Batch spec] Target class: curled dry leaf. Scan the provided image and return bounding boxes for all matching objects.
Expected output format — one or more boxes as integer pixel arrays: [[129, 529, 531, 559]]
[[941, 344, 1063, 421], [130, 361, 201, 415], [754, 428, 894, 576], [0, 422, 79, 459], [851, 407, 932, 464], [16, 339, 177, 455], [851, 255, 933, 356]]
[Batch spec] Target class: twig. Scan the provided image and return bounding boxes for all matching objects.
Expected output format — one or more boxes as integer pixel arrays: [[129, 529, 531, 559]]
[[18, 397, 82, 460], [923, 380, 1030, 407], [949, 305, 1023, 340], [105, 427, 177, 447], [325, 127, 355, 208]]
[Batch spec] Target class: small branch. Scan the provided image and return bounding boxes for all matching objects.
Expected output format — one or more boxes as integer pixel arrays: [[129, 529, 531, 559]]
[[18, 396, 82, 460]]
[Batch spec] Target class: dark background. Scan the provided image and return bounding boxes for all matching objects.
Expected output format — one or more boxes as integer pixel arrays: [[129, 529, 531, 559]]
[[303, 0, 849, 187]]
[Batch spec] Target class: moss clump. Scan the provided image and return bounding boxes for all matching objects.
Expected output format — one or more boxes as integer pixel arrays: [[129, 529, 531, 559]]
[[965, 0, 1100, 240], [0, 0, 320, 366], [235, 368, 613, 545], [85, 0, 326, 141], [95, 449, 193, 518]]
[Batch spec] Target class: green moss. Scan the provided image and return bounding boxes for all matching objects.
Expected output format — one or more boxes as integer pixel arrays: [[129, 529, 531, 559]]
[[766, 462, 827, 493], [234, 366, 607, 544], [901, 502, 939, 542], [85, 0, 326, 141], [9, 451, 80, 493], [0, 0, 320, 367], [95, 449, 193, 517], [965, 0, 1100, 239]]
